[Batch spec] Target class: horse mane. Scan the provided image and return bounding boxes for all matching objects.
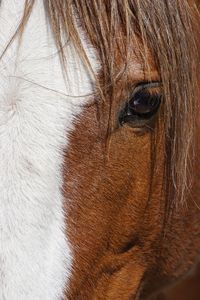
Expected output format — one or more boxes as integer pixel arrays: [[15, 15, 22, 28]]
[[14, 0, 200, 213]]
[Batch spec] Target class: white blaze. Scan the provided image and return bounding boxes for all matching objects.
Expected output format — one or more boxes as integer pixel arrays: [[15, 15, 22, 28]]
[[0, 0, 96, 299]]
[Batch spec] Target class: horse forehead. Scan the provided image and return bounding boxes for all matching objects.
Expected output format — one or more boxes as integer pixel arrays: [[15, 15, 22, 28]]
[[0, 0, 96, 178], [0, 0, 98, 298], [0, 0, 97, 151], [0, 0, 96, 97]]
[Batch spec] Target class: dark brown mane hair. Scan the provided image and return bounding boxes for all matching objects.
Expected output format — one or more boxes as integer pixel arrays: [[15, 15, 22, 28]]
[[14, 0, 199, 213]]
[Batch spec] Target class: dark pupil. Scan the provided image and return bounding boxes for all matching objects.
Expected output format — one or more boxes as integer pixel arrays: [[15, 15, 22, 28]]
[[119, 88, 161, 125], [129, 90, 161, 116], [119, 82, 162, 126]]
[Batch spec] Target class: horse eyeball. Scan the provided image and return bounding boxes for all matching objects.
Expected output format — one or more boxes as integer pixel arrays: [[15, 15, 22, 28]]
[[119, 82, 162, 126]]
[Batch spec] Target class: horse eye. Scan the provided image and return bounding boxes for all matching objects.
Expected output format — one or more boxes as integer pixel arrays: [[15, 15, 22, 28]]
[[119, 82, 162, 127]]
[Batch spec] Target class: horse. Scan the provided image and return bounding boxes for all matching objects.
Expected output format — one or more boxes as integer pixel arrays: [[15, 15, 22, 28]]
[[0, 0, 200, 299]]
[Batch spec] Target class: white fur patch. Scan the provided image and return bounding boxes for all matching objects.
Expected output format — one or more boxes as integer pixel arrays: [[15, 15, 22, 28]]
[[0, 1, 96, 299]]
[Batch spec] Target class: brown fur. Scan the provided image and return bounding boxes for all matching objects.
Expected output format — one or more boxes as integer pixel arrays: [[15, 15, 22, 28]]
[[17, 0, 199, 207], [9, 0, 200, 299], [45, 0, 199, 210], [62, 37, 200, 299]]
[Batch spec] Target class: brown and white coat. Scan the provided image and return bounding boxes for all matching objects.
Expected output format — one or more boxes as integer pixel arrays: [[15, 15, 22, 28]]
[[0, 1, 200, 300]]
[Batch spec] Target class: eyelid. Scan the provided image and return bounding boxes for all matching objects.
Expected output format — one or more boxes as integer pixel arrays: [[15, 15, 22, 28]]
[[132, 81, 162, 96]]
